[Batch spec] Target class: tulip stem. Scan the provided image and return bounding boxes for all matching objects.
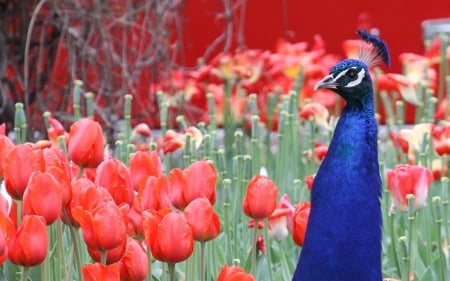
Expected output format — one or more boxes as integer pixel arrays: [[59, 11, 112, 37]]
[[200, 241, 206, 281], [62, 210, 82, 280], [250, 218, 259, 276], [101, 250, 107, 265], [21, 266, 29, 281], [406, 194, 416, 281], [168, 263, 175, 281]]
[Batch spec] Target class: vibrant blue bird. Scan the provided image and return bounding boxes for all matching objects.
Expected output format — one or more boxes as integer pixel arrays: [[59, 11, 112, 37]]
[[292, 30, 390, 281]]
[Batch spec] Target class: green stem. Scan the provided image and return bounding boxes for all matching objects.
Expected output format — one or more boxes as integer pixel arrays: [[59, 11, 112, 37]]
[[200, 241, 206, 281], [21, 266, 29, 281], [223, 179, 232, 263], [168, 263, 175, 281], [399, 236, 409, 281], [263, 219, 274, 281], [147, 249, 152, 281], [101, 250, 107, 265], [250, 218, 259, 276], [406, 194, 417, 281], [432, 196, 447, 281], [62, 209, 82, 280]]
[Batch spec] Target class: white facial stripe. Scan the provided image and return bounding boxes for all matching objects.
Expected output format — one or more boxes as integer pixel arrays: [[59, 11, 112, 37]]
[[345, 68, 365, 88]]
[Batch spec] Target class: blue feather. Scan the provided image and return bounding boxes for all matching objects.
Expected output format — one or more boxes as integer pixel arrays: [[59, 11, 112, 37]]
[[292, 32, 388, 281]]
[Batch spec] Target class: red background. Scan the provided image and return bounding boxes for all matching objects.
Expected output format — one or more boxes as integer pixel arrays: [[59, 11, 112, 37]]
[[182, 0, 450, 73]]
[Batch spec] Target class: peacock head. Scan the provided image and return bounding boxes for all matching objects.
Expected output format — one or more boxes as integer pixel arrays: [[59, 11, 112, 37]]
[[314, 29, 390, 105]]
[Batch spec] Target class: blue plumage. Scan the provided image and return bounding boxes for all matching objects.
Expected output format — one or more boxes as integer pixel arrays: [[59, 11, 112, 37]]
[[292, 31, 389, 281]]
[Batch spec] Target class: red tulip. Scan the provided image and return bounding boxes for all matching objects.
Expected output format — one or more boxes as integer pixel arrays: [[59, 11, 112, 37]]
[[169, 160, 217, 210], [304, 174, 315, 191], [143, 209, 194, 263], [0, 135, 14, 179], [8, 215, 48, 266], [216, 264, 255, 281], [129, 150, 163, 191], [43, 146, 72, 205], [184, 198, 220, 242], [387, 164, 434, 212], [3, 143, 44, 200], [72, 200, 127, 251], [139, 174, 171, 211], [291, 202, 311, 247], [82, 262, 120, 281], [87, 236, 127, 264], [68, 118, 104, 168], [126, 195, 144, 238], [95, 158, 134, 206], [23, 172, 63, 225], [119, 238, 149, 281], [299, 103, 330, 129], [242, 175, 278, 219]]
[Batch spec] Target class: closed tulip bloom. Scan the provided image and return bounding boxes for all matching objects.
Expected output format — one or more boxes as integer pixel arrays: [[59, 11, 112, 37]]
[[387, 164, 434, 212], [169, 160, 217, 210], [96, 158, 134, 206], [140, 174, 171, 211], [87, 236, 127, 264], [43, 146, 72, 205], [143, 209, 194, 263], [216, 264, 255, 281], [72, 200, 127, 251], [291, 202, 311, 247], [68, 118, 104, 168], [8, 215, 48, 266], [184, 198, 220, 242], [129, 150, 163, 191], [0, 135, 14, 179], [119, 238, 148, 281], [23, 172, 63, 225], [242, 175, 278, 219], [3, 143, 44, 200], [82, 262, 120, 281]]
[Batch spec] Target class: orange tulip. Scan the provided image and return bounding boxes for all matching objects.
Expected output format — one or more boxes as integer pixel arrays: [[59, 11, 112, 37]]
[[3, 143, 44, 200], [72, 200, 127, 251], [23, 172, 63, 225], [129, 150, 163, 191], [242, 175, 278, 219], [119, 238, 149, 281], [68, 118, 104, 168], [8, 215, 48, 266], [184, 198, 220, 242], [291, 202, 311, 247], [143, 209, 194, 263], [95, 158, 134, 206], [216, 264, 255, 281], [169, 160, 217, 210], [82, 262, 120, 281], [387, 164, 434, 212]]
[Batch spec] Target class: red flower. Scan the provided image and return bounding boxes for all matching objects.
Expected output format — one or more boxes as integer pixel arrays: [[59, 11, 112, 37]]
[[3, 143, 44, 200], [139, 175, 171, 211], [8, 215, 48, 266], [72, 200, 127, 251], [95, 158, 134, 206], [87, 236, 127, 265], [184, 198, 220, 242], [256, 234, 266, 254], [242, 175, 278, 219], [129, 150, 163, 191], [169, 160, 217, 210], [387, 164, 434, 212], [47, 116, 68, 145], [68, 118, 104, 168], [291, 202, 311, 247], [0, 135, 14, 179], [268, 194, 295, 241], [23, 172, 63, 225], [314, 144, 328, 161], [299, 103, 330, 129], [119, 238, 148, 281], [143, 209, 194, 263], [82, 262, 120, 281], [216, 264, 255, 281], [304, 174, 315, 191], [43, 146, 72, 205]]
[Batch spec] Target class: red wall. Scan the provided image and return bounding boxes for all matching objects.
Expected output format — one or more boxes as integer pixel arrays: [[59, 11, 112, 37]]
[[183, 0, 450, 72]]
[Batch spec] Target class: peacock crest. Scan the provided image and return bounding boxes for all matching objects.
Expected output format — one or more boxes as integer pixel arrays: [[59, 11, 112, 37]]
[[357, 29, 390, 68]]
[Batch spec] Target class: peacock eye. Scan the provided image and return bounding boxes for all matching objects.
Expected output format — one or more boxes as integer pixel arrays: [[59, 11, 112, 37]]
[[346, 69, 358, 79]]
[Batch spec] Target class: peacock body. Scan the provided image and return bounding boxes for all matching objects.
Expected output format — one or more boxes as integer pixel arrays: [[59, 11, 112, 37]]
[[292, 30, 390, 281]]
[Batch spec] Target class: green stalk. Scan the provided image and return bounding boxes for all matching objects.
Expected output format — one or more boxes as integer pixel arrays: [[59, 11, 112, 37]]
[[200, 241, 206, 281], [73, 80, 83, 121], [85, 92, 94, 119], [406, 194, 417, 281], [445, 76, 450, 121], [146, 249, 152, 281], [389, 211, 402, 278], [432, 196, 447, 281], [101, 250, 107, 265], [207, 93, 217, 131], [124, 94, 133, 146], [14, 103, 27, 143], [395, 101, 405, 129], [399, 236, 409, 281], [250, 219, 259, 276], [438, 34, 449, 103], [21, 266, 29, 281], [222, 179, 233, 263], [263, 218, 274, 281], [62, 209, 82, 280], [168, 263, 175, 281]]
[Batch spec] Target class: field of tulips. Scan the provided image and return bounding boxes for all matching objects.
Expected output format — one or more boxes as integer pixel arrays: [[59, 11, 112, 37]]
[[0, 23, 450, 281]]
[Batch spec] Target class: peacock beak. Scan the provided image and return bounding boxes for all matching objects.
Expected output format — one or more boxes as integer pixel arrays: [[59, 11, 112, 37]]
[[314, 74, 339, 91]]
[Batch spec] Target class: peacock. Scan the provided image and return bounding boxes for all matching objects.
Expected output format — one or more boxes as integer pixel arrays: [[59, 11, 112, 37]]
[[292, 30, 390, 281]]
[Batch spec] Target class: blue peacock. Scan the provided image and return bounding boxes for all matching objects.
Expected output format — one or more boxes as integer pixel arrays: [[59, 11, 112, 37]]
[[292, 30, 390, 281]]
